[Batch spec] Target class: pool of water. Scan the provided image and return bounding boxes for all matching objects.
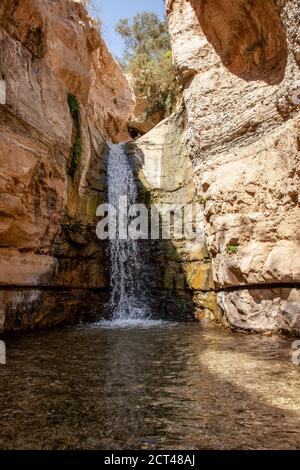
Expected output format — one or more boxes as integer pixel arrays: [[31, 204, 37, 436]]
[[0, 321, 299, 449]]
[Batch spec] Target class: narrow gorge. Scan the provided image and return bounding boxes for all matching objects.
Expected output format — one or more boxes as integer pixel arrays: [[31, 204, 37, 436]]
[[0, 0, 299, 336]]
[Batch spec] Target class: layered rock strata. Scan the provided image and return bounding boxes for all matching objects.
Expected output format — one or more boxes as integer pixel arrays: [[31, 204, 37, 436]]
[[0, 0, 134, 330], [162, 0, 300, 335]]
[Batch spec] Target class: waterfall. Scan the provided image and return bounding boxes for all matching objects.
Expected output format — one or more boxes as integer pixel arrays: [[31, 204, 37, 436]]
[[107, 143, 151, 320]]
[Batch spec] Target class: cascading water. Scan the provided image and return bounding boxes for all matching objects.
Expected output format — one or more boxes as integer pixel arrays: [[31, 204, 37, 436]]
[[107, 143, 151, 321]]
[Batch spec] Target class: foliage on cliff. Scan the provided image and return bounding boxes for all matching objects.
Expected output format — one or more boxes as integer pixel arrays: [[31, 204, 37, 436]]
[[116, 12, 180, 119], [68, 93, 81, 177]]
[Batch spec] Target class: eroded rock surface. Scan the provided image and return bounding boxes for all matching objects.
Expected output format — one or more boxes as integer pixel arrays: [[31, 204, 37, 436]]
[[0, 0, 134, 330], [127, 111, 216, 321], [160, 0, 300, 335], [126, 73, 163, 137]]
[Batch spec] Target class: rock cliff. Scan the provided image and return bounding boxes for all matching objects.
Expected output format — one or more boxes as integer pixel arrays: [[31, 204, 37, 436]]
[[126, 73, 163, 137], [1, 0, 299, 337], [131, 0, 299, 335], [0, 0, 134, 330], [165, 0, 300, 335]]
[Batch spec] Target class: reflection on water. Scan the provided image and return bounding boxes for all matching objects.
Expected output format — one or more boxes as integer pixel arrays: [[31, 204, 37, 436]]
[[0, 322, 299, 449]]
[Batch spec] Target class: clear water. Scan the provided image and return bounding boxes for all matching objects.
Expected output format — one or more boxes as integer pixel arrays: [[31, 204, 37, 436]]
[[1, 322, 300, 450], [107, 144, 151, 321]]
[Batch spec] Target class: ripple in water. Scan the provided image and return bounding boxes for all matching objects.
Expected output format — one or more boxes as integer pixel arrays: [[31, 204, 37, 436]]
[[95, 319, 168, 329], [1, 323, 300, 449]]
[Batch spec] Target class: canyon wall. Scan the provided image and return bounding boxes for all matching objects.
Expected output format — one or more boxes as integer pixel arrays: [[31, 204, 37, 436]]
[[0, 0, 134, 331], [167, 0, 300, 335], [1, 0, 299, 336], [127, 111, 216, 321], [132, 0, 300, 335]]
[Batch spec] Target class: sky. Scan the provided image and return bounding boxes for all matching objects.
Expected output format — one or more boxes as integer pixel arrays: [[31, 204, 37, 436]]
[[91, 0, 166, 59]]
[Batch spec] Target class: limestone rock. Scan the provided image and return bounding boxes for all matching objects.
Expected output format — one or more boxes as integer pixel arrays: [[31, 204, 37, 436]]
[[217, 288, 300, 336], [167, 0, 300, 335], [0, 249, 57, 286], [184, 261, 214, 291], [128, 110, 215, 318]]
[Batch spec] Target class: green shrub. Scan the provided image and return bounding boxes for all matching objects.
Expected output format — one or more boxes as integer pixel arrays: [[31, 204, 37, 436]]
[[69, 135, 81, 176], [68, 93, 80, 116], [67, 93, 81, 177], [227, 244, 238, 254], [199, 195, 207, 206], [116, 13, 180, 121]]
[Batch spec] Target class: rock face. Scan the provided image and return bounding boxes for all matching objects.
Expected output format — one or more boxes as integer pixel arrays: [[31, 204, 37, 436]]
[[126, 74, 163, 137], [127, 111, 216, 321], [163, 0, 300, 335], [0, 0, 134, 331], [1, 0, 299, 337]]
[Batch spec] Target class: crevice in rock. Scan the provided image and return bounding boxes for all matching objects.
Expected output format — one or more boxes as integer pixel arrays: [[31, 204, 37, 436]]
[[0, 286, 107, 292], [215, 282, 300, 293]]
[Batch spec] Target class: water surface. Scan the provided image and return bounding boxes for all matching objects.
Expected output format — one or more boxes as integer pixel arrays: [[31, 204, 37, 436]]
[[0, 322, 299, 449]]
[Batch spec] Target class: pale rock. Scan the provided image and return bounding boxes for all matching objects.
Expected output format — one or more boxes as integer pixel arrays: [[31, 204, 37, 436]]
[[217, 288, 300, 336], [167, 0, 300, 335], [0, 79, 5, 104]]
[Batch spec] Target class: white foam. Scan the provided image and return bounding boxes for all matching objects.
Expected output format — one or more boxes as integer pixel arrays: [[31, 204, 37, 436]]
[[106, 144, 151, 321], [94, 319, 166, 329]]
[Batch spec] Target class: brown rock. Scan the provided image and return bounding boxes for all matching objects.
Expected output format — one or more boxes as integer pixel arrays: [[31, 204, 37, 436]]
[[126, 74, 163, 135], [0, 0, 134, 331], [185, 261, 214, 291]]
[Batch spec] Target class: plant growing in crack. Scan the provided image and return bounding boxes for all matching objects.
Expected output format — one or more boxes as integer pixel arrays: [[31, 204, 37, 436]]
[[227, 244, 239, 254], [199, 195, 208, 207], [67, 93, 82, 177]]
